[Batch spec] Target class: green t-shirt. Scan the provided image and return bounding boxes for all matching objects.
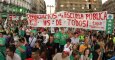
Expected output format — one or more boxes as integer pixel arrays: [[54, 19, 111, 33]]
[[11, 28, 15, 31], [59, 33, 69, 45], [0, 52, 5, 60], [0, 38, 6, 60], [31, 30, 37, 36], [54, 32, 61, 43], [70, 55, 74, 60], [0, 38, 6, 51], [16, 45, 26, 60], [19, 30, 25, 37]]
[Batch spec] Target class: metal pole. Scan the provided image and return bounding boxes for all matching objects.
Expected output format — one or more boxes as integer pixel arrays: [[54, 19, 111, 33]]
[[50, 5, 51, 14]]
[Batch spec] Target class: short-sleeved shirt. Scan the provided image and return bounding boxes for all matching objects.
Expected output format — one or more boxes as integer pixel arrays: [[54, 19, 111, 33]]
[[79, 44, 90, 53], [60, 33, 69, 45], [19, 30, 25, 37], [0, 38, 6, 51], [71, 37, 79, 44], [53, 53, 70, 60], [15, 45, 26, 60], [6, 53, 21, 60], [31, 30, 37, 36], [54, 32, 61, 43], [0, 38, 6, 60]]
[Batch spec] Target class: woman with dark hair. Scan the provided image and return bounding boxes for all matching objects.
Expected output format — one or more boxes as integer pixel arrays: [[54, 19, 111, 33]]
[[103, 40, 114, 60], [15, 37, 26, 60], [33, 40, 43, 52], [83, 48, 90, 60], [70, 50, 80, 60], [6, 45, 21, 60], [80, 48, 90, 60], [46, 34, 55, 60]]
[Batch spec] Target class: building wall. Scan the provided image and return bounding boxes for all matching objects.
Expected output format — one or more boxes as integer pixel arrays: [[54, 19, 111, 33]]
[[0, 0, 33, 19], [102, 0, 115, 26], [56, 0, 102, 12], [0, 0, 32, 13], [32, 0, 46, 14], [102, 0, 115, 14]]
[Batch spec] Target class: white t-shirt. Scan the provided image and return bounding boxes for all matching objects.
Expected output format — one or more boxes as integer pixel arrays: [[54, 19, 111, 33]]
[[6, 53, 21, 60], [71, 37, 79, 44], [26, 29, 31, 35], [64, 44, 72, 50], [42, 34, 49, 44], [29, 37, 37, 47], [64, 44, 72, 56], [53, 53, 70, 60]]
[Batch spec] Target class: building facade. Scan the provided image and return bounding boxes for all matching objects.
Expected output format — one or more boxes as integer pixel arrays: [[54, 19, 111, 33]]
[[0, 0, 32, 19], [102, 0, 115, 26], [56, 0, 102, 13], [102, 0, 115, 14], [32, 0, 46, 14]]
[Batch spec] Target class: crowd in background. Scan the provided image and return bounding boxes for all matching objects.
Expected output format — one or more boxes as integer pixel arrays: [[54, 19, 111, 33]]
[[0, 19, 115, 60]]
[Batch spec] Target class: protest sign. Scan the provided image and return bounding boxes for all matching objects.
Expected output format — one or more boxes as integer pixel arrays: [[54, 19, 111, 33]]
[[27, 11, 107, 30]]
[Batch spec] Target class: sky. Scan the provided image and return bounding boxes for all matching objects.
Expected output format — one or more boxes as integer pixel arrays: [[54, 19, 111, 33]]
[[102, 0, 107, 4], [44, 0, 55, 14], [44, 0, 107, 14]]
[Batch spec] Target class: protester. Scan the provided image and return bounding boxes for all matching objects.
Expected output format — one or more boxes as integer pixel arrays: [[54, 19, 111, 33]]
[[26, 49, 43, 60], [103, 40, 114, 60], [54, 28, 60, 53], [70, 50, 80, 60], [0, 32, 6, 60], [53, 48, 70, 60], [6, 45, 21, 60], [71, 32, 79, 45], [37, 32, 44, 43], [29, 33, 37, 48], [46, 34, 55, 60], [64, 38, 72, 51], [80, 48, 91, 60], [42, 29, 49, 44], [59, 28, 69, 52], [70, 43, 80, 60], [79, 37, 90, 54], [0, 19, 115, 60], [15, 37, 26, 60], [33, 40, 43, 52], [92, 44, 102, 60]]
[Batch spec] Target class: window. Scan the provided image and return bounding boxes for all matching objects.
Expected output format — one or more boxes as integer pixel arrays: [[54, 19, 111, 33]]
[[86, 0, 91, 2], [94, 8, 96, 10], [60, 5, 64, 7], [82, 7, 84, 9], [94, 0, 97, 1], [89, 4, 91, 9]]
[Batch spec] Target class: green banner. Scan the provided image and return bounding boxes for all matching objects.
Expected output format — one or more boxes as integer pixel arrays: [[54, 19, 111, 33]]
[[106, 14, 114, 34]]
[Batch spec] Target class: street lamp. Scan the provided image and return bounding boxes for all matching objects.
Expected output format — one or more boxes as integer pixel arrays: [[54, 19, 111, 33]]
[[47, 5, 54, 14]]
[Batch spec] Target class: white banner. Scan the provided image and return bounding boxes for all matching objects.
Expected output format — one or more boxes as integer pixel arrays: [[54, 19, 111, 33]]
[[27, 11, 107, 30]]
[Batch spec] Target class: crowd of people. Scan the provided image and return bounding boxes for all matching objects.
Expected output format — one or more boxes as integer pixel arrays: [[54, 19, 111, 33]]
[[0, 20, 115, 60]]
